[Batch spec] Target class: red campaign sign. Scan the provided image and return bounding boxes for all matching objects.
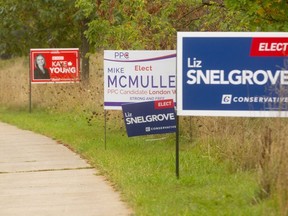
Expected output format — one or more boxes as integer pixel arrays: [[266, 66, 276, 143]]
[[30, 48, 80, 83], [154, 99, 174, 110], [250, 37, 288, 57]]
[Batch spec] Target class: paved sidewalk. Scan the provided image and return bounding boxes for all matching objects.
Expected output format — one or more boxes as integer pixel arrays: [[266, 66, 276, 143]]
[[0, 122, 132, 216]]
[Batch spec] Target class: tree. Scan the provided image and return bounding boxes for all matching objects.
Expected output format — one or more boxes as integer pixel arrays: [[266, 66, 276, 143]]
[[0, 0, 81, 55], [0, 0, 30, 57], [8, 0, 280, 81], [0, 0, 92, 82], [223, 0, 288, 31], [76, 0, 199, 51], [181, 0, 288, 32]]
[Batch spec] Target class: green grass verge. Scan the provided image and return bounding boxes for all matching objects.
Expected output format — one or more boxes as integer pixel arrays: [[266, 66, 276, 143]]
[[0, 107, 278, 216]]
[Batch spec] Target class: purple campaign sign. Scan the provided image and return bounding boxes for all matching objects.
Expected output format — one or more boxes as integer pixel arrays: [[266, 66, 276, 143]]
[[122, 99, 176, 137]]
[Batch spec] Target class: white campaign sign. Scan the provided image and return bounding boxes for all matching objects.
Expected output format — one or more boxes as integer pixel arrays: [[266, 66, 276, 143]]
[[104, 50, 176, 110]]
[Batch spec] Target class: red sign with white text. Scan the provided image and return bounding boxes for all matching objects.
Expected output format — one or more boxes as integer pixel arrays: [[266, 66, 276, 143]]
[[154, 99, 174, 110], [250, 37, 288, 56], [30, 48, 80, 83]]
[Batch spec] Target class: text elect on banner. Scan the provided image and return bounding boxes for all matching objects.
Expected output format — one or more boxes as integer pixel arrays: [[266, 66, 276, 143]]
[[177, 32, 288, 117], [122, 99, 176, 137], [30, 48, 80, 83], [104, 50, 176, 110]]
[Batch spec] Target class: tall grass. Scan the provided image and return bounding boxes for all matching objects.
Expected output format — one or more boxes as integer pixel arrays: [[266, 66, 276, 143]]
[[0, 57, 30, 108], [0, 55, 287, 215]]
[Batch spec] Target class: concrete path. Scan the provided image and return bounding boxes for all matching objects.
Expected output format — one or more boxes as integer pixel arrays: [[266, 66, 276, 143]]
[[0, 122, 132, 216]]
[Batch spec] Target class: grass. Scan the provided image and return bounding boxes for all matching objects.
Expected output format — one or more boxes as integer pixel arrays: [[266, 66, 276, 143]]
[[0, 56, 284, 215], [0, 107, 279, 216]]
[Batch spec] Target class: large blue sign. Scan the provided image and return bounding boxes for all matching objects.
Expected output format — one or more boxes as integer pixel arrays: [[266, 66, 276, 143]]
[[122, 99, 176, 137], [177, 32, 288, 117]]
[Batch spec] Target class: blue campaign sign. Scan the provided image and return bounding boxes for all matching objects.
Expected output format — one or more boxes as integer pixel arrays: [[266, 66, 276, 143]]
[[177, 32, 288, 117], [122, 99, 176, 137]]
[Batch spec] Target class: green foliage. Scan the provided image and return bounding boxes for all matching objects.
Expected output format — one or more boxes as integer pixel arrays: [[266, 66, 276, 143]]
[[81, 0, 183, 50], [0, 0, 81, 56], [195, 2, 250, 31], [1, 0, 197, 56], [191, 0, 288, 32], [75, 0, 95, 18], [224, 0, 288, 31], [0, 0, 28, 55], [1, 0, 287, 57]]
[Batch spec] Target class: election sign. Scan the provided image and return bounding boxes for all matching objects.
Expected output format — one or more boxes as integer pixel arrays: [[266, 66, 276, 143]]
[[122, 99, 176, 137], [104, 50, 176, 110], [177, 32, 288, 117], [30, 48, 80, 83]]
